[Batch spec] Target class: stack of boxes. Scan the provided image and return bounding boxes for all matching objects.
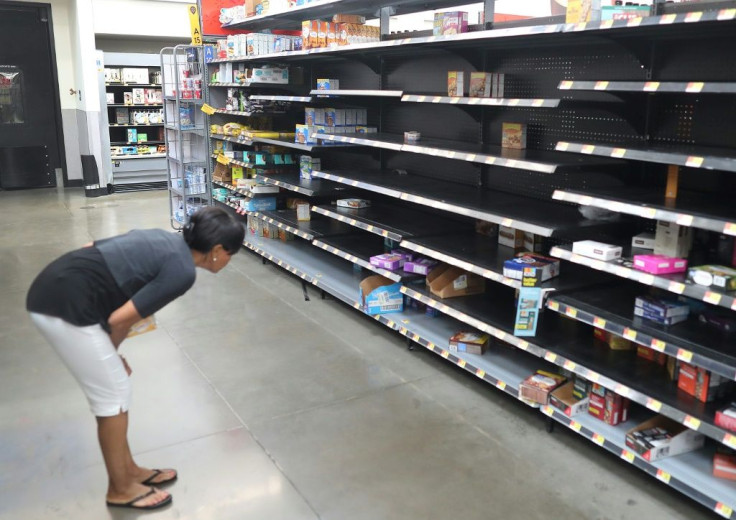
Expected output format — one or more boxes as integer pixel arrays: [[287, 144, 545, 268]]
[[302, 14, 379, 50], [296, 106, 373, 145]]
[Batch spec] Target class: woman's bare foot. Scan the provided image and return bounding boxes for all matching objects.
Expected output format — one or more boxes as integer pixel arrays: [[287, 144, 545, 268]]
[[138, 467, 177, 485], [106, 483, 170, 508]]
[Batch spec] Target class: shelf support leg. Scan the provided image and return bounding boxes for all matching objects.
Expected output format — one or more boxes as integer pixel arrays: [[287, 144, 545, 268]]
[[406, 335, 414, 351], [262, 256, 267, 265], [302, 280, 310, 302], [378, 6, 395, 38], [545, 416, 555, 434]]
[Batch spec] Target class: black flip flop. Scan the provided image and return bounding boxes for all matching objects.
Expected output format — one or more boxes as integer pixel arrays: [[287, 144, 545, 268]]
[[106, 486, 172, 510], [141, 468, 178, 486]]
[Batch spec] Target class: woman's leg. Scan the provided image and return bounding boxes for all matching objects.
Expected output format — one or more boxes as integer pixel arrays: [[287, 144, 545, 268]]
[[97, 412, 170, 506], [29, 313, 172, 504]]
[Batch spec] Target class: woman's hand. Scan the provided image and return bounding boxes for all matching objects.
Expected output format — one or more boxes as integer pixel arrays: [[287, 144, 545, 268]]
[[120, 355, 132, 376]]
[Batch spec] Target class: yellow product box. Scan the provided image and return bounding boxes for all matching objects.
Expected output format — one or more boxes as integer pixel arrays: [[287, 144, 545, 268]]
[[502, 122, 527, 149], [566, 0, 594, 23], [469, 72, 491, 98], [333, 14, 365, 24], [448, 71, 465, 97], [318, 20, 328, 48], [231, 166, 244, 180]]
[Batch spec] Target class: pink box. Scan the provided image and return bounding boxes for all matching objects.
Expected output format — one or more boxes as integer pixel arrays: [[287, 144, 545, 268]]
[[633, 254, 688, 275], [441, 11, 469, 35], [370, 254, 404, 271], [404, 258, 439, 275]]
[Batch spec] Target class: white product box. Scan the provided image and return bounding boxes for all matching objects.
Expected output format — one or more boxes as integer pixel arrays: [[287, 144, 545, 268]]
[[654, 220, 693, 258], [632, 232, 655, 250], [572, 240, 622, 261], [122, 68, 149, 84], [219, 63, 233, 83]]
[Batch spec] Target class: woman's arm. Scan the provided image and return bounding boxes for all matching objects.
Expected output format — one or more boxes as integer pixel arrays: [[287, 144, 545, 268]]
[[108, 300, 142, 349]]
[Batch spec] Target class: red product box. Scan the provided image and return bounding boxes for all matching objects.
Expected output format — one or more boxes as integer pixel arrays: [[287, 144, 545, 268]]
[[714, 450, 736, 481], [589, 384, 629, 426], [716, 404, 736, 432], [636, 346, 667, 365]]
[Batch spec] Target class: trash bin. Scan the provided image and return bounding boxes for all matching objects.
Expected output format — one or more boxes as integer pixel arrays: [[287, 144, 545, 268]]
[[81, 155, 107, 197]]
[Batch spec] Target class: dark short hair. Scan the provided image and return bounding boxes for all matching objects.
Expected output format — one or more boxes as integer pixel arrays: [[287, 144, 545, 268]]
[[183, 207, 245, 254]]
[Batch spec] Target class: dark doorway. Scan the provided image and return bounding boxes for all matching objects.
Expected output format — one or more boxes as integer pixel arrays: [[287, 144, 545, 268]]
[[0, 2, 65, 188]]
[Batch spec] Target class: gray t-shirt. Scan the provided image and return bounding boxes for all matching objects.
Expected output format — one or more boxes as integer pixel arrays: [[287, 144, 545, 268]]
[[95, 229, 196, 318]]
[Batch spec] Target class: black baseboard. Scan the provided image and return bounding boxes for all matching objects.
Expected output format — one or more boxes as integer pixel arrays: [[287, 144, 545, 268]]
[[66, 179, 83, 187]]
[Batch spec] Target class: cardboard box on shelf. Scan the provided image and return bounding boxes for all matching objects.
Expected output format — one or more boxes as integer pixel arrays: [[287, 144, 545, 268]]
[[572, 240, 622, 261], [550, 382, 590, 417], [715, 403, 736, 432], [633, 254, 688, 275], [601, 5, 651, 21], [588, 383, 629, 426], [317, 78, 340, 91], [370, 254, 404, 271], [440, 11, 469, 35], [404, 258, 438, 276], [566, 0, 601, 23], [573, 375, 591, 400], [296, 203, 310, 222], [688, 265, 736, 291], [122, 67, 149, 84], [337, 198, 370, 209], [360, 275, 404, 315], [212, 162, 232, 183], [242, 197, 277, 212], [632, 232, 655, 250], [492, 73, 505, 98], [448, 332, 490, 355], [333, 14, 365, 24], [667, 355, 680, 381], [634, 295, 690, 326], [503, 253, 560, 282], [654, 220, 693, 258], [678, 362, 733, 403], [519, 370, 567, 406], [637, 345, 667, 365], [714, 449, 736, 481], [523, 232, 543, 253], [427, 265, 485, 299], [469, 72, 491, 98], [625, 415, 704, 462], [501, 122, 527, 149], [593, 328, 633, 351], [498, 226, 525, 248], [448, 71, 465, 97]]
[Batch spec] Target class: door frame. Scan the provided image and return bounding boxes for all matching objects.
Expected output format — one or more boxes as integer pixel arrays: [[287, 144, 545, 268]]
[[1, 1, 68, 186]]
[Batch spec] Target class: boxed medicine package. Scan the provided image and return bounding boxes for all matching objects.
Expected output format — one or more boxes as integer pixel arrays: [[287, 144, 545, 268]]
[[449, 332, 490, 355], [427, 265, 485, 299], [549, 382, 590, 417], [519, 371, 567, 406]]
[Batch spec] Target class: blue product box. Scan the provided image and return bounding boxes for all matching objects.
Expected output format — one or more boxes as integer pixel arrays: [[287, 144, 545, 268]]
[[360, 275, 404, 315], [243, 197, 277, 212]]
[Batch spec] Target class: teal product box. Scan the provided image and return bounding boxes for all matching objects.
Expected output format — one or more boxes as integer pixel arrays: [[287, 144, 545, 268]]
[[127, 128, 137, 143], [242, 197, 277, 212], [360, 275, 404, 315], [601, 5, 650, 20]]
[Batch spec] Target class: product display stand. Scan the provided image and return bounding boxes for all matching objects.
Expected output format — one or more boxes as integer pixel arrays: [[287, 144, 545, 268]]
[[101, 52, 167, 191], [161, 45, 209, 228], [204, 1, 736, 514]]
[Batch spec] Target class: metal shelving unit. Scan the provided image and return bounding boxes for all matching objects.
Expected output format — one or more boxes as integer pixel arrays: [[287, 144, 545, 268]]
[[205, 2, 736, 514], [316, 132, 614, 173], [310, 169, 619, 237], [553, 188, 736, 235], [551, 244, 736, 312], [216, 198, 736, 516], [556, 141, 736, 172], [547, 283, 736, 380], [161, 45, 209, 229]]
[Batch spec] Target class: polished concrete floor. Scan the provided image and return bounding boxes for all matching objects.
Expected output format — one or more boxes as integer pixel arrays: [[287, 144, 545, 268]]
[[0, 188, 718, 519]]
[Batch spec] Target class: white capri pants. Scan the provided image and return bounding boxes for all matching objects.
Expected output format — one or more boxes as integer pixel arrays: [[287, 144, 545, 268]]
[[30, 313, 131, 417]]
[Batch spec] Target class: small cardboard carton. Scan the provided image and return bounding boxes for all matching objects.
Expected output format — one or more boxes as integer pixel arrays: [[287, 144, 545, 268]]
[[448, 71, 465, 97], [572, 240, 622, 261], [498, 226, 525, 248], [633, 254, 688, 275], [469, 72, 491, 98], [632, 232, 655, 250], [212, 162, 232, 183], [404, 258, 438, 276], [588, 383, 629, 425], [654, 220, 692, 258], [501, 122, 527, 149], [449, 332, 490, 355], [715, 403, 736, 432], [714, 448, 736, 481], [678, 362, 733, 403], [519, 370, 567, 406], [625, 415, 705, 462], [427, 265, 485, 299], [360, 275, 404, 315], [127, 316, 156, 338], [503, 253, 560, 282], [549, 382, 589, 417], [688, 265, 736, 291], [370, 254, 404, 271]]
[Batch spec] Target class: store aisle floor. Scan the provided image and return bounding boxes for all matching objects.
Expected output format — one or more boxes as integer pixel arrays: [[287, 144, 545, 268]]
[[0, 189, 715, 520]]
